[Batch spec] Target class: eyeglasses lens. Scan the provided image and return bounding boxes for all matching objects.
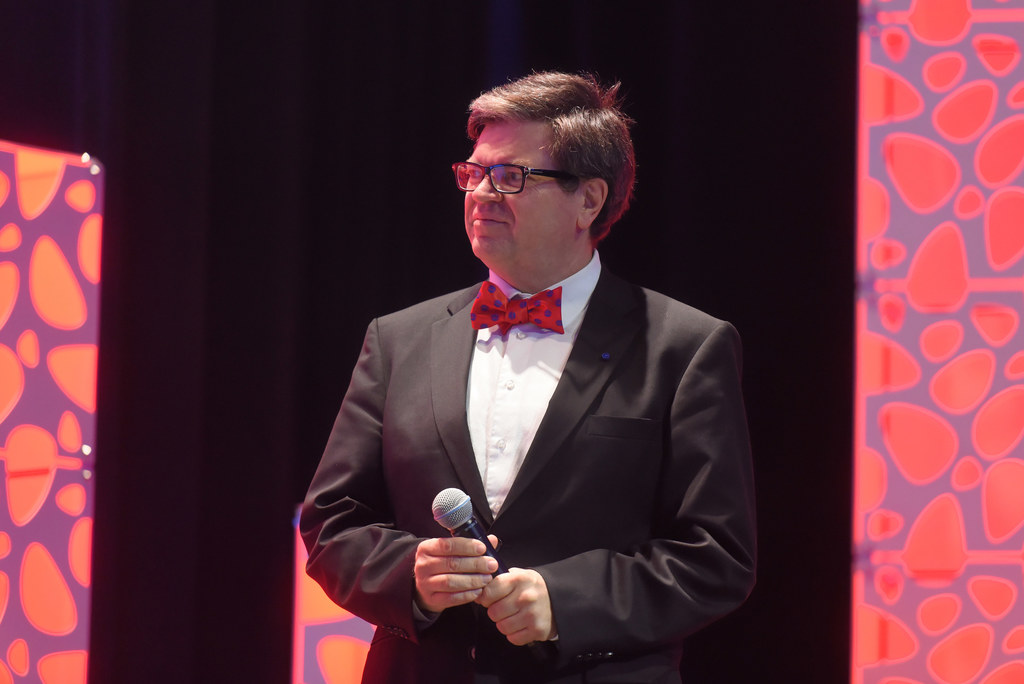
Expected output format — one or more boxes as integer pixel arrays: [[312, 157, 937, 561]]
[[490, 166, 523, 193], [456, 164, 481, 191]]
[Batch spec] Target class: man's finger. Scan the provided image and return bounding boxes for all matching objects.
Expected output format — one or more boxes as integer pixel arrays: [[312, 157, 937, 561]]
[[419, 536, 486, 557]]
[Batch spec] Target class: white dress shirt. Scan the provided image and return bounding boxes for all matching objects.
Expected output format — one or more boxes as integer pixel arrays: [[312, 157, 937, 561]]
[[467, 251, 602, 516]]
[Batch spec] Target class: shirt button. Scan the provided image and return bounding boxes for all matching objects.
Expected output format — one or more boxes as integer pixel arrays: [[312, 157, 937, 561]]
[[505, 380, 515, 390], [516, 331, 526, 340], [496, 438, 507, 450]]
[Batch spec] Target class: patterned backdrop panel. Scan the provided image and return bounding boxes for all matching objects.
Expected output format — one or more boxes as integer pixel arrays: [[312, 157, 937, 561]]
[[855, 1, 1024, 683], [293, 515, 373, 684], [0, 141, 102, 683]]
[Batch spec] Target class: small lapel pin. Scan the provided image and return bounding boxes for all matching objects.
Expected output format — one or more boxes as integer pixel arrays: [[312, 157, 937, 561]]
[[601, 352, 611, 361]]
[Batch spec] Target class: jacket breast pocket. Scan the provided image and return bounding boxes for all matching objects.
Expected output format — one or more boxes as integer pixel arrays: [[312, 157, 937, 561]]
[[585, 415, 662, 441]]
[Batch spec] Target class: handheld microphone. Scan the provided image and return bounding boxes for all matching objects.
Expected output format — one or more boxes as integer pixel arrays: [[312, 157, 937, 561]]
[[431, 487, 507, 576], [431, 488, 555, 661]]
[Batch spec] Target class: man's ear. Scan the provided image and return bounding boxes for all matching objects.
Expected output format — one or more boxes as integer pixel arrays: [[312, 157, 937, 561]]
[[576, 178, 609, 231]]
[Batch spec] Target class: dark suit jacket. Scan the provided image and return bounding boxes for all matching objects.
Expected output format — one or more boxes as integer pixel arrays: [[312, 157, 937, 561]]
[[301, 268, 756, 684]]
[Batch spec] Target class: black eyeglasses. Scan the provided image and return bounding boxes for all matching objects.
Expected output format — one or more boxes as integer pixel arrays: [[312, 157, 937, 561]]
[[452, 161, 576, 195]]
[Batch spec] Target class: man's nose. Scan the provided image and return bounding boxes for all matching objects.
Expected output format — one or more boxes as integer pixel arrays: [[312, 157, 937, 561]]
[[471, 174, 502, 202]]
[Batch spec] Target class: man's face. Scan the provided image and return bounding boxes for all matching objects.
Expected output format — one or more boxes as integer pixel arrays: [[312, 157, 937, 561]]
[[464, 120, 594, 293]]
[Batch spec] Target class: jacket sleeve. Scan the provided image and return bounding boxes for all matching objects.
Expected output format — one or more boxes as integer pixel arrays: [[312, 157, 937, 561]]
[[299, 319, 422, 642], [536, 321, 757, 664]]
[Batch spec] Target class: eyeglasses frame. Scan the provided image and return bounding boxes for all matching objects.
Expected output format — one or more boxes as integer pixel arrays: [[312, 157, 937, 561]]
[[451, 161, 577, 195]]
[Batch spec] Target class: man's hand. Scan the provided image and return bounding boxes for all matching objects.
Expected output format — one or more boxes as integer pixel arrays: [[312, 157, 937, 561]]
[[476, 567, 557, 645], [413, 536, 499, 614]]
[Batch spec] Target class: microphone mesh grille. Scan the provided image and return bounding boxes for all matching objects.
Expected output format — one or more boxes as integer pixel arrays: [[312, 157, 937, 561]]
[[432, 487, 472, 530]]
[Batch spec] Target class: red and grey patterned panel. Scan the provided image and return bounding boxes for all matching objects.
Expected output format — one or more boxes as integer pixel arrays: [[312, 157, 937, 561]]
[[0, 140, 102, 683], [855, 1, 1024, 682]]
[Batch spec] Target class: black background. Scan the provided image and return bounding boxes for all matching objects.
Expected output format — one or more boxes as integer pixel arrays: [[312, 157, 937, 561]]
[[1, 2, 856, 682]]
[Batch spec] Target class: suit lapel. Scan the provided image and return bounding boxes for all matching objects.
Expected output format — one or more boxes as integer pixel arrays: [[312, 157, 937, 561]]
[[430, 285, 494, 526], [498, 270, 644, 516]]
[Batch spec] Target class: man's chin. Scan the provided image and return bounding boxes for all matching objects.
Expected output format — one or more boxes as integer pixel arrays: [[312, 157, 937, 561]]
[[471, 238, 506, 264]]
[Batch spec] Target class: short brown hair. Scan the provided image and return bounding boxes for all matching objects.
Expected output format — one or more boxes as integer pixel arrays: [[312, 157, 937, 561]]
[[467, 72, 636, 243]]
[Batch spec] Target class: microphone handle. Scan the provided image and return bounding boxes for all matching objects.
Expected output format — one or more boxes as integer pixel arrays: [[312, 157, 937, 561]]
[[451, 517, 508, 576]]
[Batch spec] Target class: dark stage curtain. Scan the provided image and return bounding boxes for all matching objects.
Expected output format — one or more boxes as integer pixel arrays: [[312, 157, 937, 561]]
[[0, 2, 856, 682]]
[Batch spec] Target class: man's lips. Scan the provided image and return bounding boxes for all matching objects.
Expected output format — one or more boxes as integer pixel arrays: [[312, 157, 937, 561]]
[[472, 214, 506, 223]]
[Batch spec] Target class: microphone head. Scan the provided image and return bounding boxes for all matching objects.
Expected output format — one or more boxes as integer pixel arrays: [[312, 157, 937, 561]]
[[432, 487, 473, 531]]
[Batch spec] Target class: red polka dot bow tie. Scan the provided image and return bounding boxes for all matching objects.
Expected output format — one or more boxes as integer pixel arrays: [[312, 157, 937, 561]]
[[470, 282, 565, 334]]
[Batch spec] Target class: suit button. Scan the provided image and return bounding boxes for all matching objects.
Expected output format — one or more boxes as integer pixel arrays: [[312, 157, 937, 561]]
[[469, 647, 476, 661]]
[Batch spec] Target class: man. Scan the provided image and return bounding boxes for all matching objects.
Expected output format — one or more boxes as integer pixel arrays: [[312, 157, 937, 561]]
[[301, 72, 756, 683]]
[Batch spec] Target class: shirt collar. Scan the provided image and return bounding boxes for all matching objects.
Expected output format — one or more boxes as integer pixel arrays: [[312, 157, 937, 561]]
[[481, 251, 602, 338]]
